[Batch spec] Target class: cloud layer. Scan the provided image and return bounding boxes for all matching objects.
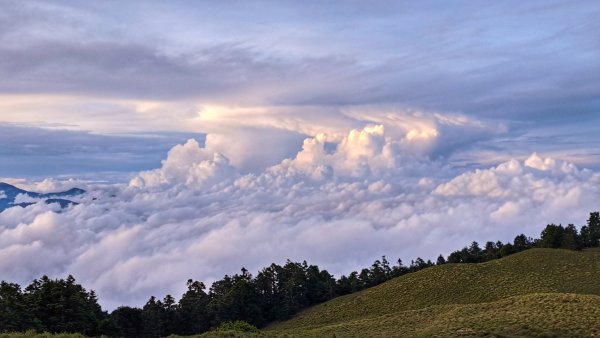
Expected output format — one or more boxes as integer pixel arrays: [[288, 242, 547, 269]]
[[1, 123, 599, 310]]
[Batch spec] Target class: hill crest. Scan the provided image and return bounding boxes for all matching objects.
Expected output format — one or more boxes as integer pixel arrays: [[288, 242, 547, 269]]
[[268, 248, 600, 336]]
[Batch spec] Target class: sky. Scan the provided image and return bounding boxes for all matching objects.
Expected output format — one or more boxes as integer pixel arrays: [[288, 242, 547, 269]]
[[1, 0, 600, 309]]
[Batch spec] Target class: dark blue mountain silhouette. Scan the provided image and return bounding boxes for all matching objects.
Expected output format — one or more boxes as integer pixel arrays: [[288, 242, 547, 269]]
[[0, 182, 85, 213]]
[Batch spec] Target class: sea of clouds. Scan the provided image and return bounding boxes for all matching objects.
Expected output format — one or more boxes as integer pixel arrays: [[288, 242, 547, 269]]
[[1, 112, 599, 310]]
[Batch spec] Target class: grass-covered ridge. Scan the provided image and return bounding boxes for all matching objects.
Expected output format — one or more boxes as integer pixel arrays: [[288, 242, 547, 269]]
[[268, 249, 600, 337], [267, 293, 600, 337]]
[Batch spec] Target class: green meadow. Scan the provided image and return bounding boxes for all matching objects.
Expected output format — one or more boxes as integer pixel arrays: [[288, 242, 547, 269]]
[[264, 249, 600, 337]]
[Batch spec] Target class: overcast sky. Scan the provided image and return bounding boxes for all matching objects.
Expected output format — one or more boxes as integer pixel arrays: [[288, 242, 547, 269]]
[[1, 0, 600, 309]]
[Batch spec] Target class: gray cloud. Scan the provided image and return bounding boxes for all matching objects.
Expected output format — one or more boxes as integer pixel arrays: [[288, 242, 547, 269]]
[[1, 0, 598, 118]]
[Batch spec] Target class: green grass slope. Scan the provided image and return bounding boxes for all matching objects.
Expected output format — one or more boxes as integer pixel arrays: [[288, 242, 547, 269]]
[[267, 249, 600, 337]]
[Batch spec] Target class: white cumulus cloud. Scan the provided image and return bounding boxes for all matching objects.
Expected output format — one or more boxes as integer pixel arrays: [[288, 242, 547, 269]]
[[1, 125, 599, 311]]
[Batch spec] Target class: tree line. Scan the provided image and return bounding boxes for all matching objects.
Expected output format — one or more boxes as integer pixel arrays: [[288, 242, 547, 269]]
[[1, 211, 599, 336]]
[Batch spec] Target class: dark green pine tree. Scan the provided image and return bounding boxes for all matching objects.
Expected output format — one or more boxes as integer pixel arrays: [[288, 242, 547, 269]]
[[161, 294, 179, 335], [276, 261, 310, 319], [304, 264, 335, 305], [142, 296, 164, 338], [0, 282, 33, 331], [468, 241, 484, 262], [254, 264, 282, 321], [177, 279, 210, 335], [368, 259, 387, 286], [436, 254, 446, 265], [580, 225, 592, 248], [539, 224, 565, 248], [22, 275, 105, 335], [561, 224, 581, 250], [208, 268, 263, 326], [108, 306, 144, 337], [587, 212, 600, 247], [513, 234, 533, 252], [498, 242, 515, 257], [335, 275, 353, 296], [346, 271, 363, 292]]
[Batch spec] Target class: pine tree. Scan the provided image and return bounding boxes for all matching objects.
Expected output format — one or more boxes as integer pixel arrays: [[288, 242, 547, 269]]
[[587, 212, 600, 246], [539, 224, 565, 248], [436, 254, 446, 265], [561, 224, 580, 250]]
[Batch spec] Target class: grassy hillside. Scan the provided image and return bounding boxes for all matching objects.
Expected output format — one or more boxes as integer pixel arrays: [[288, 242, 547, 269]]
[[6, 249, 600, 337], [267, 249, 600, 337]]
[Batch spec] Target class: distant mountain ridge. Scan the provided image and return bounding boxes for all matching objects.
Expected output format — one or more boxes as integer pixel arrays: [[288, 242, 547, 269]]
[[0, 182, 85, 212]]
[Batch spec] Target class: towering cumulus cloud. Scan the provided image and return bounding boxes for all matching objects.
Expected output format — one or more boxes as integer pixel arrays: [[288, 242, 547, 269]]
[[130, 139, 236, 189], [1, 120, 599, 310]]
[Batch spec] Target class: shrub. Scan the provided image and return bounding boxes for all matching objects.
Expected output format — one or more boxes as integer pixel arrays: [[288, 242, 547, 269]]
[[214, 321, 260, 333]]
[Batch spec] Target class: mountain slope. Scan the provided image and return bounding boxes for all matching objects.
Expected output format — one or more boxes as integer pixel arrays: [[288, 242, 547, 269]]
[[0, 182, 84, 212], [265, 293, 600, 337], [267, 249, 600, 337]]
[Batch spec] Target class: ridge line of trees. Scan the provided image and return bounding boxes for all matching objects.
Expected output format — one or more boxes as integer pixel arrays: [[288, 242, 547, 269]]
[[1, 212, 599, 336]]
